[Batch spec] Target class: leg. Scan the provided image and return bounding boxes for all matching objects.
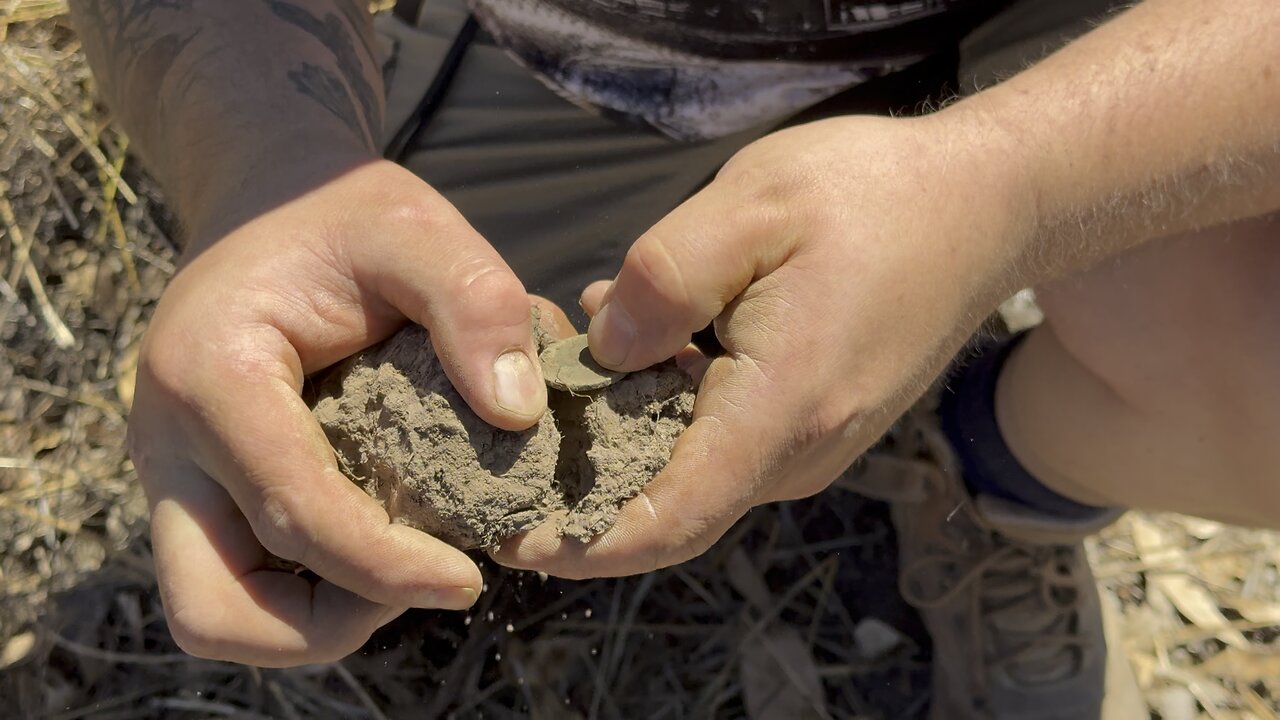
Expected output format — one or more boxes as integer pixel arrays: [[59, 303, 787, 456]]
[[997, 214, 1280, 527]]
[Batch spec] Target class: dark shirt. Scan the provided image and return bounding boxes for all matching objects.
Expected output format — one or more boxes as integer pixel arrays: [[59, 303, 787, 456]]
[[469, 0, 1007, 138]]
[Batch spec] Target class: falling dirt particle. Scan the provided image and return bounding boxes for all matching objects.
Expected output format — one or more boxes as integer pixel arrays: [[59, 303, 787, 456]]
[[313, 322, 694, 550]]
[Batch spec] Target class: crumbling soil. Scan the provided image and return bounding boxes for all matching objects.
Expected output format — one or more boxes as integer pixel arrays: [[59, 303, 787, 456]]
[[312, 323, 694, 550]]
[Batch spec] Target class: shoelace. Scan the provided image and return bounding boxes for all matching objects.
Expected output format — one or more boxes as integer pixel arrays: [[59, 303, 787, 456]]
[[848, 410, 1093, 706], [898, 512, 1088, 702]]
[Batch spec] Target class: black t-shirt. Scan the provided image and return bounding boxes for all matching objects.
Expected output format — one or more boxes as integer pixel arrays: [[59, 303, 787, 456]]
[[469, 0, 1008, 139], [545, 0, 1007, 60]]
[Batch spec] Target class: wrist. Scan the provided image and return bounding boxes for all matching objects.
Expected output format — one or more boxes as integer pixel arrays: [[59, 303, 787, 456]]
[[177, 126, 379, 252], [912, 102, 1044, 292]]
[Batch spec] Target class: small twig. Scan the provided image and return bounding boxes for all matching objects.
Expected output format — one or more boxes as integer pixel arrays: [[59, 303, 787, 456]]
[[332, 661, 390, 720], [0, 456, 40, 470], [94, 133, 140, 290], [589, 580, 626, 720], [149, 698, 270, 717], [504, 654, 539, 716], [605, 572, 654, 681], [0, 185, 75, 348], [0, 44, 137, 203], [0, 495, 83, 534], [546, 621, 716, 636], [266, 680, 304, 720], [1242, 685, 1280, 720], [9, 375, 125, 418], [670, 564, 723, 611], [44, 626, 208, 666], [41, 164, 79, 230], [45, 686, 173, 720]]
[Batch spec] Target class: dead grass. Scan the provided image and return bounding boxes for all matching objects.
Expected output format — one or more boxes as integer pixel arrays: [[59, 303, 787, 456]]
[[1092, 516, 1280, 719], [3, 3, 1280, 719]]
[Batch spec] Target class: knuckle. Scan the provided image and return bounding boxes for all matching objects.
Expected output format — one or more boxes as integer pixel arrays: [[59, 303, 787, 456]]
[[625, 235, 693, 316], [718, 159, 823, 237], [137, 327, 278, 418], [453, 260, 527, 312], [137, 340, 198, 412], [166, 606, 226, 661], [721, 157, 806, 214], [804, 396, 874, 454], [378, 191, 452, 237], [253, 486, 312, 565]]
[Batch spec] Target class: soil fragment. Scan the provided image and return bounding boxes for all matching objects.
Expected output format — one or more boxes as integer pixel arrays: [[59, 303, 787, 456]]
[[313, 324, 695, 550]]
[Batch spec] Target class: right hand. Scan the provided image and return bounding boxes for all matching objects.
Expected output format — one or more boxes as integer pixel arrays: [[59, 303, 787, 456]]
[[129, 159, 548, 666]]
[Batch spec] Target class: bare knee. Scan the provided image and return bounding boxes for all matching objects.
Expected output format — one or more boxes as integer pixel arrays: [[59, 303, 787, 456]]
[[1017, 216, 1280, 524]]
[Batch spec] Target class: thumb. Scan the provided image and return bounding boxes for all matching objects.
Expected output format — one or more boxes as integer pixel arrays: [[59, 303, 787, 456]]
[[347, 195, 546, 431], [587, 181, 794, 371]]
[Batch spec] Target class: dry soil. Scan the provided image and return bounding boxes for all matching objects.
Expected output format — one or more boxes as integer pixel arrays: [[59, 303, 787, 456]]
[[313, 323, 694, 549]]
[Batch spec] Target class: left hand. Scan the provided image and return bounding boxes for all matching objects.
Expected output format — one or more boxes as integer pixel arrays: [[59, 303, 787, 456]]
[[494, 111, 1035, 578]]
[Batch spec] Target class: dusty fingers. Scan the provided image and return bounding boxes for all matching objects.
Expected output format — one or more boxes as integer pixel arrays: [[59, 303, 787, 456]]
[[343, 183, 547, 431], [586, 179, 796, 372]]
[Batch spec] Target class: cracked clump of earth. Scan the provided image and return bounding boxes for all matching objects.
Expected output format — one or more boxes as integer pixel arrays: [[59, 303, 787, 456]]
[[311, 311, 695, 550]]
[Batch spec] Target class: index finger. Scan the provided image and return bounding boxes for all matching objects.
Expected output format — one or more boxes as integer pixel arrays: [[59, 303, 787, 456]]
[[586, 179, 794, 372]]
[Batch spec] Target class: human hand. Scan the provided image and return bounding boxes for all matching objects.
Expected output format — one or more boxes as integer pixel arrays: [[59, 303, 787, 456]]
[[130, 159, 552, 666], [495, 112, 1034, 578]]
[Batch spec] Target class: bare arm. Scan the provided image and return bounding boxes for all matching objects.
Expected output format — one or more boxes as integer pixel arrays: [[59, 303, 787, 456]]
[[68, 0, 384, 241], [958, 0, 1280, 280]]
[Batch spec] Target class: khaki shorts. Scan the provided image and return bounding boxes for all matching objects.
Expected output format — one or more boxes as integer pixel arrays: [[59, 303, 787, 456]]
[[379, 0, 1125, 317]]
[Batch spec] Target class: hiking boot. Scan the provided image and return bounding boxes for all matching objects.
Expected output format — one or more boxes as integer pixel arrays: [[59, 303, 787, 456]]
[[845, 405, 1124, 720]]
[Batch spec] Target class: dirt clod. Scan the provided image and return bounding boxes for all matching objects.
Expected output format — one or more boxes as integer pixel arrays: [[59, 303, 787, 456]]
[[313, 324, 694, 550], [559, 363, 694, 540]]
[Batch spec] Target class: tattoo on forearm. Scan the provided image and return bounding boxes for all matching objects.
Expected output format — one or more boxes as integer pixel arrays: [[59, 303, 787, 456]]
[[288, 62, 369, 144], [70, 0, 200, 174], [265, 1, 382, 149], [71, 0, 382, 155], [73, 0, 199, 97]]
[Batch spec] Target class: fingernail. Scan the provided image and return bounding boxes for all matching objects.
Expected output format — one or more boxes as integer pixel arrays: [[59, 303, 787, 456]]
[[493, 351, 546, 418], [588, 302, 636, 368], [417, 586, 479, 610]]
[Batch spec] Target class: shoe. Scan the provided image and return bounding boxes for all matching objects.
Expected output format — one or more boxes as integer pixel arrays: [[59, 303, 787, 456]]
[[845, 403, 1124, 719]]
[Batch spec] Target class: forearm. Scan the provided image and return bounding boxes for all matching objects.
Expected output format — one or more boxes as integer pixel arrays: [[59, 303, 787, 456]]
[[68, 0, 383, 240], [944, 0, 1280, 280]]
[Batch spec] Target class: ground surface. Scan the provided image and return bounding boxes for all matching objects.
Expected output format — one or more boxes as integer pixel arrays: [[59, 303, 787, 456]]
[[4, 5, 1280, 719]]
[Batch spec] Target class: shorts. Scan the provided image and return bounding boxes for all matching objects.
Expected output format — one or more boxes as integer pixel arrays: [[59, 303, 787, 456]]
[[377, 0, 1126, 318]]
